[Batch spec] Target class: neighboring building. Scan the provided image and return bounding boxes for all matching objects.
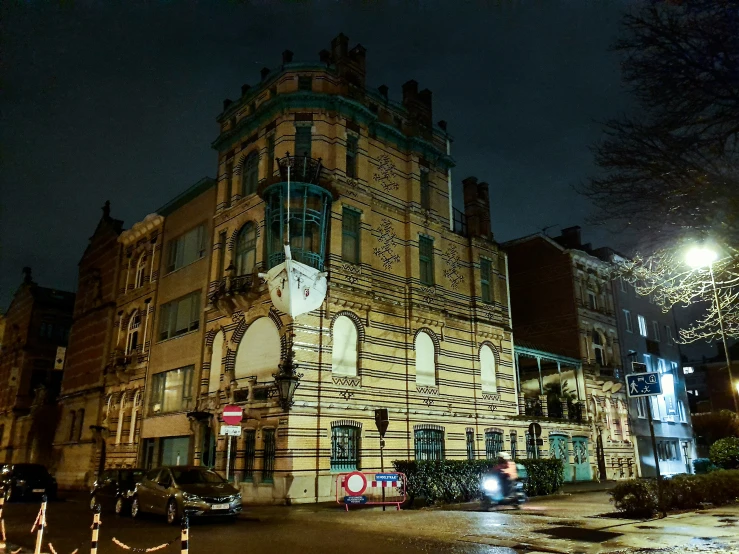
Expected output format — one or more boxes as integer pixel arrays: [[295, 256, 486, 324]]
[[0, 268, 74, 465], [684, 343, 739, 415], [504, 227, 637, 481], [605, 250, 695, 477], [52, 203, 123, 489]]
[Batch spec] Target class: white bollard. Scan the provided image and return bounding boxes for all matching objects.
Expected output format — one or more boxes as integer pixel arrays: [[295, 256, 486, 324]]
[[33, 495, 47, 554], [90, 505, 100, 554], [180, 515, 189, 554]]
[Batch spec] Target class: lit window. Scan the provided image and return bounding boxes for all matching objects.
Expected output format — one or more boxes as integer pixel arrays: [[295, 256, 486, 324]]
[[683, 366, 694, 375], [623, 309, 633, 333], [652, 321, 660, 342], [414, 428, 445, 461], [331, 424, 361, 472], [149, 366, 194, 414], [419, 236, 434, 285], [636, 398, 646, 418], [485, 431, 504, 460], [166, 224, 207, 273], [638, 315, 648, 337]]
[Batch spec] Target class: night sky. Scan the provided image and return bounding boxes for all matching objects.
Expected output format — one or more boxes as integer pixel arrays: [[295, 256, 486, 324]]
[[1, 0, 634, 311]]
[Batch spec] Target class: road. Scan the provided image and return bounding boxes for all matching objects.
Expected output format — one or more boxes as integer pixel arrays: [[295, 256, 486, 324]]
[[2, 491, 739, 553]]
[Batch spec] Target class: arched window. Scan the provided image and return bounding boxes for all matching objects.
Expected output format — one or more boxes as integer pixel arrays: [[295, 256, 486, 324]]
[[592, 331, 606, 365], [134, 253, 147, 288], [234, 223, 257, 276], [242, 152, 259, 197], [332, 316, 358, 376], [68, 410, 77, 442], [126, 311, 141, 355], [480, 344, 497, 393], [235, 317, 281, 382], [414, 331, 436, 386], [209, 331, 224, 393]]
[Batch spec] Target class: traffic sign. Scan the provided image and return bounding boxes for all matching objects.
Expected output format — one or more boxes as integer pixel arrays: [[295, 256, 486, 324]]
[[375, 408, 389, 438], [344, 496, 367, 504], [344, 471, 368, 496], [375, 473, 399, 482], [528, 422, 542, 437], [220, 425, 242, 437], [223, 405, 243, 425], [626, 372, 662, 397]]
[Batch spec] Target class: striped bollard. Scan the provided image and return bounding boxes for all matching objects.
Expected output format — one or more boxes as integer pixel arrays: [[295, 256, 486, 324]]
[[0, 492, 5, 547], [180, 515, 189, 554], [34, 495, 47, 554], [90, 504, 101, 554]]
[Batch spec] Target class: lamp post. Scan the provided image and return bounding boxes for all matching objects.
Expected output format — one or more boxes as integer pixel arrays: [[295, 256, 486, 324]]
[[685, 247, 739, 413], [273, 333, 301, 411]]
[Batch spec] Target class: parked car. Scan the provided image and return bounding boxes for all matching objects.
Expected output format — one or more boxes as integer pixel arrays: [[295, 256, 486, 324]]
[[1, 464, 58, 501], [131, 466, 241, 524], [90, 468, 145, 515]]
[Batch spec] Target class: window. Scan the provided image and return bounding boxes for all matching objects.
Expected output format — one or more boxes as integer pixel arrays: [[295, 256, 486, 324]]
[[420, 168, 430, 210], [480, 345, 497, 393], [158, 292, 201, 341], [480, 258, 492, 304], [636, 397, 646, 418], [134, 254, 147, 288], [341, 207, 361, 264], [217, 231, 227, 279], [298, 76, 312, 91], [266, 134, 275, 178], [623, 309, 633, 333], [149, 365, 194, 414], [331, 424, 361, 471], [77, 408, 85, 441], [414, 331, 436, 386], [485, 430, 504, 460], [657, 440, 680, 461], [332, 316, 358, 376], [242, 152, 259, 197], [68, 410, 77, 442], [587, 289, 598, 310], [525, 431, 538, 459], [166, 224, 207, 273], [295, 126, 312, 158], [510, 432, 517, 460], [243, 430, 256, 481], [234, 317, 281, 382], [234, 223, 257, 276], [666, 326, 674, 345], [262, 429, 276, 483], [208, 330, 224, 394], [419, 236, 434, 285], [638, 315, 648, 337], [126, 310, 141, 355], [619, 277, 626, 293], [683, 366, 694, 375], [414, 428, 444, 461], [592, 331, 606, 365], [652, 321, 660, 342], [223, 158, 233, 208], [345, 135, 358, 179], [466, 430, 475, 460]]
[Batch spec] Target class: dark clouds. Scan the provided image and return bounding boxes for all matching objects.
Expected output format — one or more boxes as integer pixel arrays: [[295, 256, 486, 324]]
[[1, 0, 633, 309]]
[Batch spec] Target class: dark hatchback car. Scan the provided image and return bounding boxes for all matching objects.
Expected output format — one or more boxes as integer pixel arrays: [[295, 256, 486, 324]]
[[90, 468, 145, 515], [1, 464, 58, 501], [132, 466, 241, 524]]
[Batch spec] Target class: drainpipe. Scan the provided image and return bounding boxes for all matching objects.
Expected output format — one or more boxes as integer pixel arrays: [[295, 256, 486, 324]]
[[446, 138, 453, 232]]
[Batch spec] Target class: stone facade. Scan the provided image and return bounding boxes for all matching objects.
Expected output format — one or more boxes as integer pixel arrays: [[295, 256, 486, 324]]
[[0, 269, 74, 466]]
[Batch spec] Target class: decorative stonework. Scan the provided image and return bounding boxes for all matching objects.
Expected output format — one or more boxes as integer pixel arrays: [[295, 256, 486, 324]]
[[343, 178, 360, 198], [333, 375, 361, 388], [340, 262, 361, 285], [416, 384, 439, 395], [418, 286, 436, 305], [373, 219, 400, 270], [340, 390, 355, 401], [481, 393, 501, 402], [373, 155, 399, 192], [423, 397, 435, 407], [231, 311, 244, 323], [442, 246, 464, 290]]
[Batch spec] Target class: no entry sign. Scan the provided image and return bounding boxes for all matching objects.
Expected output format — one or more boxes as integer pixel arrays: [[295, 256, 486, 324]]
[[222, 405, 243, 425], [344, 472, 368, 496]]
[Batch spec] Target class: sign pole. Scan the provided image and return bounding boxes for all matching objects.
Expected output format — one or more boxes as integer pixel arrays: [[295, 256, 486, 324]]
[[380, 438, 386, 511], [225, 436, 232, 482], [646, 399, 665, 517]]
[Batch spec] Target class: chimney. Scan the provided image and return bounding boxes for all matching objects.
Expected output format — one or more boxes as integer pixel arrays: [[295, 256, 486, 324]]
[[241, 84, 251, 96], [402, 80, 419, 106], [463, 177, 492, 238], [223, 98, 233, 111], [319, 49, 331, 64], [22, 267, 32, 285], [331, 33, 349, 62], [437, 120, 447, 131], [260, 67, 270, 80], [282, 50, 294, 64], [102, 200, 111, 219], [558, 226, 582, 249], [418, 88, 432, 110], [378, 85, 388, 100]]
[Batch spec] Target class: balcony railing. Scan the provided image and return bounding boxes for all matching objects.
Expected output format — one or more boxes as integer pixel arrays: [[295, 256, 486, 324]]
[[209, 273, 257, 305], [277, 154, 324, 185], [524, 397, 544, 417]]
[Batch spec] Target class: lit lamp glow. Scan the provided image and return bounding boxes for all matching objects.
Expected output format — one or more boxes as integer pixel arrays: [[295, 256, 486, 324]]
[[685, 246, 718, 269]]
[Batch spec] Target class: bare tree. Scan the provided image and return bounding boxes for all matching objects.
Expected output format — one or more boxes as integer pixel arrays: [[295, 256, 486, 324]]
[[585, 1, 739, 342]]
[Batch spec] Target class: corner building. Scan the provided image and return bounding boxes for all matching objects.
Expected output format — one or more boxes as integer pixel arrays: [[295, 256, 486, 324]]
[[196, 34, 567, 505]]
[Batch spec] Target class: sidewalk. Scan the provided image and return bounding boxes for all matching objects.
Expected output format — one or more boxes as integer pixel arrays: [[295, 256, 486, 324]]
[[560, 479, 619, 495]]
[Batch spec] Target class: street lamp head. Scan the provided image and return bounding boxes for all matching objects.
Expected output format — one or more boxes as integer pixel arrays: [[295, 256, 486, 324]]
[[685, 246, 718, 269]]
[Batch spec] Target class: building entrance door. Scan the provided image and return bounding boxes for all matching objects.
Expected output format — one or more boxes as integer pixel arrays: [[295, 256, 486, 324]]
[[549, 434, 570, 480], [572, 436, 591, 481], [160, 437, 190, 466]]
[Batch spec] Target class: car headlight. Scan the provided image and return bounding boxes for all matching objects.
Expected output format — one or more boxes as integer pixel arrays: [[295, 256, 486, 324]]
[[232, 493, 242, 502], [483, 478, 499, 492], [16, 480, 26, 486], [182, 492, 200, 501]]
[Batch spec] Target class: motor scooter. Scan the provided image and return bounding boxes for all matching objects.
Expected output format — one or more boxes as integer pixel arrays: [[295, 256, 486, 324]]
[[480, 465, 527, 509]]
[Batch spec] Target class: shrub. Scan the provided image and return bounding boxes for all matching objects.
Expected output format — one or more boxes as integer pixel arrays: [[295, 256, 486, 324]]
[[710, 438, 739, 469], [392, 458, 564, 506], [693, 458, 717, 474], [610, 470, 739, 517]]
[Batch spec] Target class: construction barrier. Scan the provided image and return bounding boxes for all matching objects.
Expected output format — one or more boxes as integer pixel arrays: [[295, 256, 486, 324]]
[[30, 496, 47, 554], [335, 471, 406, 511]]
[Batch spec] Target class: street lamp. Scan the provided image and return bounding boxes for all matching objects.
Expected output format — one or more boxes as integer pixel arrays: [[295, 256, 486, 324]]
[[273, 333, 301, 411], [685, 246, 738, 413]]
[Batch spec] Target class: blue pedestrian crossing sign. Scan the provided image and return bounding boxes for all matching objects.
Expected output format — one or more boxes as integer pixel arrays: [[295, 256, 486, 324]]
[[626, 372, 662, 397]]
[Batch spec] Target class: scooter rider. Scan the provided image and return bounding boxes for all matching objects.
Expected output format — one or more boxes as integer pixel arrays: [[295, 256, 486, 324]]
[[495, 452, 518, 496]]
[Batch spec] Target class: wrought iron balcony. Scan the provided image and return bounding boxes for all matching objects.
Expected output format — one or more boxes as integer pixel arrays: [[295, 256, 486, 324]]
[[208, 273, 257, 305], [524, 397, 544, 417], [277, 153, 324, 185], [568, 401, 585, 422]]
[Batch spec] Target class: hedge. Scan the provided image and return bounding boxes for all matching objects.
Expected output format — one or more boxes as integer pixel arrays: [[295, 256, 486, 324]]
[[710, 437, 739, 469], [610, 470, 739, 517], [693, 458, 718, 474], [392, 458, 564, 506]]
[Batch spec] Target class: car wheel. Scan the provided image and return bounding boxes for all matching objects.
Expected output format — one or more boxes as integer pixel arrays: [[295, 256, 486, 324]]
[[166, 499, 179, 525], [130, 496, 141, 519], [115, 496, 127, 516], [90, 495, 98, 511]]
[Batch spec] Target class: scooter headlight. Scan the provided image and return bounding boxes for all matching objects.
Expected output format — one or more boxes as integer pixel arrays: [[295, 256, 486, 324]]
[[483, 478, 500, 492]]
